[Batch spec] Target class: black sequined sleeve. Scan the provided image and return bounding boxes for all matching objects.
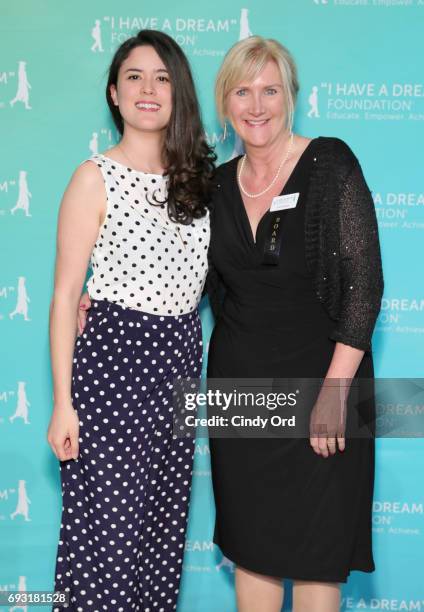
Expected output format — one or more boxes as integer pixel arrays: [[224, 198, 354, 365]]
[[329, 159, 384, 352]]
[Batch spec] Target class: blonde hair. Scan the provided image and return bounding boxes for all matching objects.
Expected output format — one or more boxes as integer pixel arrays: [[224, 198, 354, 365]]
[[215, 36, 299, 132]]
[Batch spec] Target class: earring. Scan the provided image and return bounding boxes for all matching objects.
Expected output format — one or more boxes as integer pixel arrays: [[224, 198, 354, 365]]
[[223, 122, 227, 141]]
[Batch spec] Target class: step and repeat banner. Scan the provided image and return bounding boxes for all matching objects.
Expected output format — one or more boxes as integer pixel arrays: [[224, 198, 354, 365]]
[[1, 1, 423, 610]]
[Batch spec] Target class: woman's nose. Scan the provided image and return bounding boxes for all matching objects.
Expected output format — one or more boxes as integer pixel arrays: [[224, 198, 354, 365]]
[[141, 76, 155, 95], [249, 92, 264, 115]]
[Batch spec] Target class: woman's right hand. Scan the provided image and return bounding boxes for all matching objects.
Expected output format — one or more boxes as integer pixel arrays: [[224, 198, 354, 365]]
[[78, 292, 92, 335], [47, 404, 80, 461]]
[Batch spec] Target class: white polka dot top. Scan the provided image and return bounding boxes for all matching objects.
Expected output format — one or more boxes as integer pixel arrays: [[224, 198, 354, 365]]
[[86, 154, 210, 316]]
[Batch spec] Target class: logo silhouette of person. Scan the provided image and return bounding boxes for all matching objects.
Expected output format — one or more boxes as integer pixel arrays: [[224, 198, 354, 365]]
[[9, 277, 31, 321], [308, 85, 320, 118], [10, 61, 32, 110], [9, 576, 29, 612], [91, 19, 103, 52], [216, 555, 235, 572], [10, 480, 31, 521], [89, 131, 99, 155], [10, 171, 32, 217], [227, 9, 253, 160], [239, 9, 252, 40], [9, 382, 31, 425]]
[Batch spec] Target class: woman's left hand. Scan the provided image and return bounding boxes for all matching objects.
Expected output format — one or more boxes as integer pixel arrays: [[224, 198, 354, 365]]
[[309, 378, 349, 458], [77, 292, 92, 336]]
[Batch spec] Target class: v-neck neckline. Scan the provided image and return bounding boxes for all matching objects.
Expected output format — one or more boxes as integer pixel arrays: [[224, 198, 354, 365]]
[[234, 137, 319, 245]]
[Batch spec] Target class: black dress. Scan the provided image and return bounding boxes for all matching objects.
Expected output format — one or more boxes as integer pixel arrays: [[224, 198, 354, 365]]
[[207, 138, 375, 583]]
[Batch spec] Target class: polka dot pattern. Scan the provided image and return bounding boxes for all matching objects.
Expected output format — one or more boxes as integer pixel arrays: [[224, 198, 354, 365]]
[[53, 299, 203, 611], [85, 154, 210, 316]]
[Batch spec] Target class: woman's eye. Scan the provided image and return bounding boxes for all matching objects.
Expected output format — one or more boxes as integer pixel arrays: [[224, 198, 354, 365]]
[[265, 88, 277, 95], [236, 89, 247, 97], [128, 74, 140, 80], [157, 75, 170, 83]]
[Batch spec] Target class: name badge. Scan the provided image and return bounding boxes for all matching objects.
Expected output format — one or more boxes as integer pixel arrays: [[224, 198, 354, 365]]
[[270, 192, 300, 212]]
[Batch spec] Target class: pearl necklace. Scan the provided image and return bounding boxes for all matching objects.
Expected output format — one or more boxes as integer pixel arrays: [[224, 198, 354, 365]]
[[238, 133, 294, 199]]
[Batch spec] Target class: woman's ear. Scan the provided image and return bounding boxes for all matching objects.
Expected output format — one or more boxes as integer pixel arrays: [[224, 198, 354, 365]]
[[110, 84, 119, 106]]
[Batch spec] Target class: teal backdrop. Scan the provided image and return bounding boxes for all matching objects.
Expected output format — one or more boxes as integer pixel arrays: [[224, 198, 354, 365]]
[[1, 1, 423, 610]]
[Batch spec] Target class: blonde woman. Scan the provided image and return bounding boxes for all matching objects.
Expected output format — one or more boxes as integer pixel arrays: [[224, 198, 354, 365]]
[[206, 37, 383, 612]]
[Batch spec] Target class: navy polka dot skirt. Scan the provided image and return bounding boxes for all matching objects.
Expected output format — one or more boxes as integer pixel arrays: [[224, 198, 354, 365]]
[[53, 299, 202, 611]]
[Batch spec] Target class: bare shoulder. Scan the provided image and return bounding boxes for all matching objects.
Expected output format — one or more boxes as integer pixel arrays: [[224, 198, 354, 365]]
[[296, 134, 313, 145], [295, 134, 314, 151], [68, 159, 104, 191], [58, 160, 106, 224], [101, 145, 120, 157], [286, 135, 314, 168], [98, 146, 123, 165]]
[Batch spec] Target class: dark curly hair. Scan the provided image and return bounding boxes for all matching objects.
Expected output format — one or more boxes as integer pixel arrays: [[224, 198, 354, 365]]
[[106, 30, 216, 225]]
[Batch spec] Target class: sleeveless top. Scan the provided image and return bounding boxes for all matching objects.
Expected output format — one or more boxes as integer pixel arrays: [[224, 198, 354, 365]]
[[85, 154, 210, 316]]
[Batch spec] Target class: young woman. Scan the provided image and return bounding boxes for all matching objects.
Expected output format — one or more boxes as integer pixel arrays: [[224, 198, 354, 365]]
[[47, 30, 215, 611]]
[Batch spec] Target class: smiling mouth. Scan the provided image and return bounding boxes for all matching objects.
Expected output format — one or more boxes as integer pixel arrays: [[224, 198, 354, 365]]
[[244, 119, 269, 127], [135, 102, 161, 111]]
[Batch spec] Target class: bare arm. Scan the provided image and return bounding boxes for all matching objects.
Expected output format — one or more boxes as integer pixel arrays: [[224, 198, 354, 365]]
[[325, 342, 364, 380], [47, 161, 105, 460]]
